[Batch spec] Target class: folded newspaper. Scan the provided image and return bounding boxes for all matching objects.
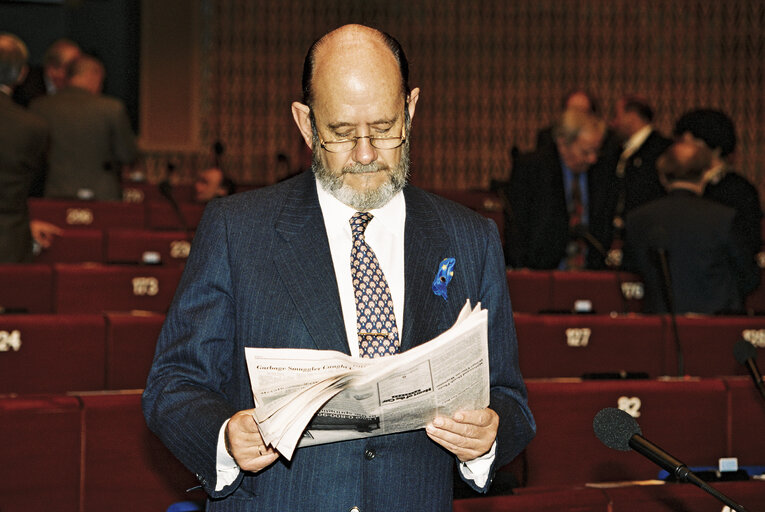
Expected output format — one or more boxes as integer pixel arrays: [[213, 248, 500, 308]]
[[244, 300, 489, 460]]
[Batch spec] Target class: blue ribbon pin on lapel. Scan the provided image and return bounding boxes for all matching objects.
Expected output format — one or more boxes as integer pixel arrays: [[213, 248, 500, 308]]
[[432, 257, 456, 301]]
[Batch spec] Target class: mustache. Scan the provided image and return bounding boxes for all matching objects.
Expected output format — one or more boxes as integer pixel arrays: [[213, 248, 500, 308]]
[[342, 162, 389, 174]]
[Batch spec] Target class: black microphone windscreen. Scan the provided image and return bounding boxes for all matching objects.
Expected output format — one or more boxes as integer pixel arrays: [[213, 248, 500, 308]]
[[733, 339, 757, 365], [593, 407, 642, 451]]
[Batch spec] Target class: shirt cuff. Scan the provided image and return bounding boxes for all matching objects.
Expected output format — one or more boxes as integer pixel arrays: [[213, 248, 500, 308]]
[[215, 418, 240, 491], [457, 440, 496, 489]]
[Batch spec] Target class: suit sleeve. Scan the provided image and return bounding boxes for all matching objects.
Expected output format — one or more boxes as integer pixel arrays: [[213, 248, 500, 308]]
[[461, 216, 536, 492], [142, 201, 244, 498]]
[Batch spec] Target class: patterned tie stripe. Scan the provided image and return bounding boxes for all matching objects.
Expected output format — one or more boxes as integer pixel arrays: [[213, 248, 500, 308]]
[[350, 212, 400, 358]]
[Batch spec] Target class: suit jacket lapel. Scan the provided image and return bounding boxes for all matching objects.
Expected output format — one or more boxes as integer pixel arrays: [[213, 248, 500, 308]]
[[401, 187, 454, 352], [272, 172, 349, 354]]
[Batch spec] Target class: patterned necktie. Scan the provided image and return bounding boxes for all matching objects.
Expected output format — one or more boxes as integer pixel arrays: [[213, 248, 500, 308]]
[[350, 211, 400, 358]]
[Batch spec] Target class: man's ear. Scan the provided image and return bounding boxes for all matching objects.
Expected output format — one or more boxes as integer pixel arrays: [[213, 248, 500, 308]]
[[291, 102, 313, 149], [407, 87, 420, 122]]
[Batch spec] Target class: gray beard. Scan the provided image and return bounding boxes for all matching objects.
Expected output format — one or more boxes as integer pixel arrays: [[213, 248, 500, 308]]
[[312, 136, 410, 211]]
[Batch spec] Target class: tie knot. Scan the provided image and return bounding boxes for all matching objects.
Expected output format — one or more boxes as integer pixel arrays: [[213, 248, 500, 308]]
[[350, 211, 373, 238]]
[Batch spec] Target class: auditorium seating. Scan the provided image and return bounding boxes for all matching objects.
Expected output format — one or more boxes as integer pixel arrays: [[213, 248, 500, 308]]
[[79, 391, 204, 512], [506, 270, 553, 313], [664, 316, 765, 378], [454, 481, 765, 511], [513, 314, 665, 378], [604, 480, 765, 511], [0, 394, 82, 512], [549, 270, 644, 314], [145, 200, 206, 230], [0, 314, 106, 393], [122, 182, 196, 203], [29, 198, 146, 230], [0, 263, 54, 313], [33, 228, 104, 263], [724, 376, 765, 467], [105, 228, 192, 266], [522, 379, 729, 486], [506, 270, 644, 314], [454, 486, 610, 511], [53, 263, 183, 314], [105, 311, 165, 389]]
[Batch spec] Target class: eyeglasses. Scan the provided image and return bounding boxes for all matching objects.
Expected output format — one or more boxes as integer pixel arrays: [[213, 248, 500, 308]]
[[318, 121, 407, 154]]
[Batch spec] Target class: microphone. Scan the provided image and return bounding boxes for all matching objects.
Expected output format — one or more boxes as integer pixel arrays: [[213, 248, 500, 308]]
[[734, 339, 765, 401], [593, 407, 748, 512], [571, 223, 607, 260], [647, 226, 683, 376], [158, 162, 189, 233]]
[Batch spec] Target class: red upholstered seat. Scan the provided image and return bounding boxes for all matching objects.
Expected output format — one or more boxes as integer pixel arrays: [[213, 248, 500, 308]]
[[28, 198, 146, 229], [724, 376, 765, 467], [454, 486, 609, 511], [523, 379, 728, 486], [144, 200, 206, 230], [33, 228, 104, 263], [513, 314, 665, 378], [550, 270, 644, 314], [78, 391, 204, 512], [105, 228, 192, 266], [0, 314, 106, 393], [105, 311, 165, 389], [506, 270, 553, 313], [54, 263, 183, 314], [0, 394, 82, 511], [0, 263, 54, 313], [664, 316, 765, 378], [121, 182, 195, 203], [604, 480, 765, 512]]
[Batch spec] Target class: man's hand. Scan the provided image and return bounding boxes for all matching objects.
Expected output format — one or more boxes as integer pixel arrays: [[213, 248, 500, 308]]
[[225, 409, 279, 472], [426, 407, 499, 462], [29, 220, 62, 249]]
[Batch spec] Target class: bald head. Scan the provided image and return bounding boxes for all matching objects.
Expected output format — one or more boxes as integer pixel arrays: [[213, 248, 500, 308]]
[[301, 24, 410, 109], [67, 54, 105, 94], [0, 32, 29, 87]]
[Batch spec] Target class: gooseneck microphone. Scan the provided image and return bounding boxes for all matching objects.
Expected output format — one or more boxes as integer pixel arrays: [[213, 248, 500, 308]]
[[593, 408, 748, 512], [734, 339, 765, 401], [648, 226, 684, 376]]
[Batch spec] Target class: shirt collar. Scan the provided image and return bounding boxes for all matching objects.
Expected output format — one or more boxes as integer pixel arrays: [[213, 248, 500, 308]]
[[622, 125, 653, 157]]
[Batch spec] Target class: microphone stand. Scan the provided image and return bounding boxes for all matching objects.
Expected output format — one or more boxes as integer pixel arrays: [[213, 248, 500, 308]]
[[655, 247, 684, 376]]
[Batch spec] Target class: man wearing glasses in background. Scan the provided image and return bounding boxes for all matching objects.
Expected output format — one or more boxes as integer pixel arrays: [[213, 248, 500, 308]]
[[143, 24, 534, 511]]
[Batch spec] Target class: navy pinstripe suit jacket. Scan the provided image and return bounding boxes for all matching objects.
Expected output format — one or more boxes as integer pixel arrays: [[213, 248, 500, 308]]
[[143, 170, 535, 512]]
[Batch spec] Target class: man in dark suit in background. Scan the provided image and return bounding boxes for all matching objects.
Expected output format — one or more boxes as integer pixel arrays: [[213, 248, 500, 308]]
[[12, 38, 80, 108], [673, 109, 763, 261], [0, 33, 49, 262], [30, 54, 136, 201], [623, 128, 759, 314], [504, 109, 610, 270], [143, 24, 534, 511], [603, 95, 672, 266]]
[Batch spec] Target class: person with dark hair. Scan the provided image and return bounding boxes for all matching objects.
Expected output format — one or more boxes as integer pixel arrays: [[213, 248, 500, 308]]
[[30, 54, 136, 200], [195, 167, 236, 202], [622, 125, 759, 314], [602, 95, 672, 266], [0, 32, 56, 262], [12, 38, 81, 108], [674, 108, 762, 259], [504, 109, 612, 270], [143, 24, 534, 511]]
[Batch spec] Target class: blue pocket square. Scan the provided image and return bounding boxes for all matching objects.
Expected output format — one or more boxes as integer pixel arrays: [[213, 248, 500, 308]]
[[432, 257, 456, 301]]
